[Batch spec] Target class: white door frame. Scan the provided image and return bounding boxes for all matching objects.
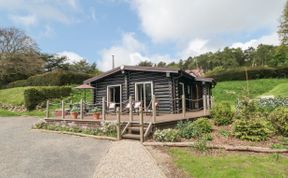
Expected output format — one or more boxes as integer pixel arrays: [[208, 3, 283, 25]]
[[135, 81, 154, 110], [107, 84, 122, 108]]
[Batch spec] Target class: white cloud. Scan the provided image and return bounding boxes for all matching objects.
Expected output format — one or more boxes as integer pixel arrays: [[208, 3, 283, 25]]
[[56, 51, 84, 64], [98, 33, 173, 71], [231, 33, 280, 50], [180, 39, 215, 58], [10, 14, 37, 26], [0, 0, 81, 25], [131, 0, 285, 43]]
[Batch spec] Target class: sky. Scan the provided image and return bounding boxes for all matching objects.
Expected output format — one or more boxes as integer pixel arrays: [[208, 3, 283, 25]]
[[0, 0, 285, 71]]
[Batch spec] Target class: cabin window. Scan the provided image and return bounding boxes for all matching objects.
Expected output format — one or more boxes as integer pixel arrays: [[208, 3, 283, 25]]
[[135, 81, 153, 110], [107, 85, 121, 107]]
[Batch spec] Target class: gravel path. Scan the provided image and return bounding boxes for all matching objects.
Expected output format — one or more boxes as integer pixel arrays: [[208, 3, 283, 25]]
[[94, 140, 166, 178], [0, 117, 111, 178]]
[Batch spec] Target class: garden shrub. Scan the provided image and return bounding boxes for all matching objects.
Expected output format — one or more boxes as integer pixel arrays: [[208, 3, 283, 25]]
[[24, 86, 72, 110], [32, 120, 117, 137], [153, 129, 180, 142], [5, 71, 91, 88], [269, 107, 288, 137], [232, 118, 273, 141], [211, 102, 234, 126], [177, 118, 212, 139]]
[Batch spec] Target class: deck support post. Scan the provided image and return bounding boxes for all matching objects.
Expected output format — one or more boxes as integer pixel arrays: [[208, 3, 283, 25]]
[[80, 99, 84, 120], [211, 96, 214, 109], [203, 95, 207, 115], [139, 106, 144, 143], [152, 95, 156, 123], [129, 96, 133, 122], [46, 100, 50, 118], [206, 95, 210, 111], [102, 97, 106, 121], [116, 107, 121, 140], [182, 95, 186, 118], [61, 100, 65, 119]]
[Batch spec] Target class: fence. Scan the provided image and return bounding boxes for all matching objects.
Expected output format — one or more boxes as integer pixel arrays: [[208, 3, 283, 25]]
[[45, 94, 213, 123]]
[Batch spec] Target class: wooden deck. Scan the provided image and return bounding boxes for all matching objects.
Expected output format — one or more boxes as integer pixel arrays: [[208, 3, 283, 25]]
[[46, 110, 210, 127]]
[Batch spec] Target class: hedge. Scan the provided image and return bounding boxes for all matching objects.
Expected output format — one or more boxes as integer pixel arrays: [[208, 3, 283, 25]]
[[24, 86, 72, 110], [206, 66, 288, 82], [5, 71, 92, 88]]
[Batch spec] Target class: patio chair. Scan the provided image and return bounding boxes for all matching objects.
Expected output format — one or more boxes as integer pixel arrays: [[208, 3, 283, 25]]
[[145, 100, 159, 116], [133, 101, 142, 114], [109, 102, 116, 112]]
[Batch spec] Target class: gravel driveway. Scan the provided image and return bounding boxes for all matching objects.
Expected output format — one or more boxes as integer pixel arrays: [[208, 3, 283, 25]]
[[0, 117, 111, 178]]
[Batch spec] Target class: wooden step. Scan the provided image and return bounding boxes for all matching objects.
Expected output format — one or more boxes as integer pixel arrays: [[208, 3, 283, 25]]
[[128, 126, 147, 132], [122, 133, 140, 140]]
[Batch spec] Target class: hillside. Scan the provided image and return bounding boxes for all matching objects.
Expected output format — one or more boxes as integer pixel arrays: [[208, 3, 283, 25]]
[[0, 87, 32, 106], [213, 79, 288, 105]]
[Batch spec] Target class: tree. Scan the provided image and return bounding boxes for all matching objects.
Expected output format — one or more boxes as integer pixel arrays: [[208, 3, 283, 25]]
[[0, 27, 38, 55], [68, 60, 100, 74], [42, 54, 68, 72], [138, 60, 153, 67], [0, 27, 43, 85], [278, 1, 288, 45], [157, 61, 167, 67]]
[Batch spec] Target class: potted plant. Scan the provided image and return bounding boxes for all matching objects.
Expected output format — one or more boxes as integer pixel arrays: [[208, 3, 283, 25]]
[[70, 107, 80, 119], [91, 107, 102, 120]]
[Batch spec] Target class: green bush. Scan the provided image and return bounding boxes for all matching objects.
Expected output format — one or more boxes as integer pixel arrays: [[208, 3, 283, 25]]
[[206, 66, 288, 82], [211, 102, 234, 126], [5, 71, 91, 88], [24, 86, 72, 110], [153, 129, 180, 142], [177, 118, 212, 139], [269, 107, 288, 137], [232, 118, 273, 141]]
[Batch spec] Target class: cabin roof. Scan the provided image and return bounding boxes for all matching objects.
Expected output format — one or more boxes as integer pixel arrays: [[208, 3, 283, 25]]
[[84, 65, 214, 84]]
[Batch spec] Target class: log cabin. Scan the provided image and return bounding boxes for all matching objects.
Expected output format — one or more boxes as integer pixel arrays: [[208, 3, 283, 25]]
[[84, 65, 215, 114]]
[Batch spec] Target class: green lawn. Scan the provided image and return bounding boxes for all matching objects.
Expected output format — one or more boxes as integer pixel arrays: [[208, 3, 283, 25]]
[[169, 148, 288, 178], [0, 87, 32, 105], [261, 82, 288, 97], [0, 109, 45, 117], [213, 78, 288, 105]]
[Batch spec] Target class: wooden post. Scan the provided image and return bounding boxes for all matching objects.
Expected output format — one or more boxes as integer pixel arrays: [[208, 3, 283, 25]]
[[129, 96, 133, 122], [61, 100, 65, 119], [102, 97, 106, 121], [182, 95, 186, 118], [116, 107, 121, 140], [203, 95, 207, 115], [80, 99, 84, 120], [207, 93, 210, 110], [211, 96, 214, 109], [46, 100, 50, 118], [152, 95, 156, 123], [139, 106, 144, 143]]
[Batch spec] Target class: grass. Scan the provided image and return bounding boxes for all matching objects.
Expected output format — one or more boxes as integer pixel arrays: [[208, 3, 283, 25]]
[[261, 83, 288, 97], [169, 148, 288, 178], [0, 109, 45, 117], [213, 78, 288, 105], [0, 87, 32, 105]]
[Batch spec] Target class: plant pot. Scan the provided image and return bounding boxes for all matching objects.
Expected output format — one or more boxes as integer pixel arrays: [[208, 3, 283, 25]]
[[71, 112, 78, 119], [93, 112, 101, 120]]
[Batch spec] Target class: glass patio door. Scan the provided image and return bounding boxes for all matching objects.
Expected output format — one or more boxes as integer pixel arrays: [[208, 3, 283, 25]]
[[135, 82, 153, 110]]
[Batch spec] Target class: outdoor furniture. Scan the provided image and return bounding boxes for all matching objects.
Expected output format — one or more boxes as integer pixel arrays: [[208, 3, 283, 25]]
[[108, 102, 116, 113], [145, 101, 159, 116]]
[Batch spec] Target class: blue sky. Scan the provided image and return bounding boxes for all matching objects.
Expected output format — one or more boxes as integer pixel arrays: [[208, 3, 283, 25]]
[[0, 0, 285, 70]]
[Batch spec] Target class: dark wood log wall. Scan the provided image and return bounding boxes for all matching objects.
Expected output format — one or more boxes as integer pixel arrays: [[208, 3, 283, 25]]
[[90, 70, 212, 114]]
